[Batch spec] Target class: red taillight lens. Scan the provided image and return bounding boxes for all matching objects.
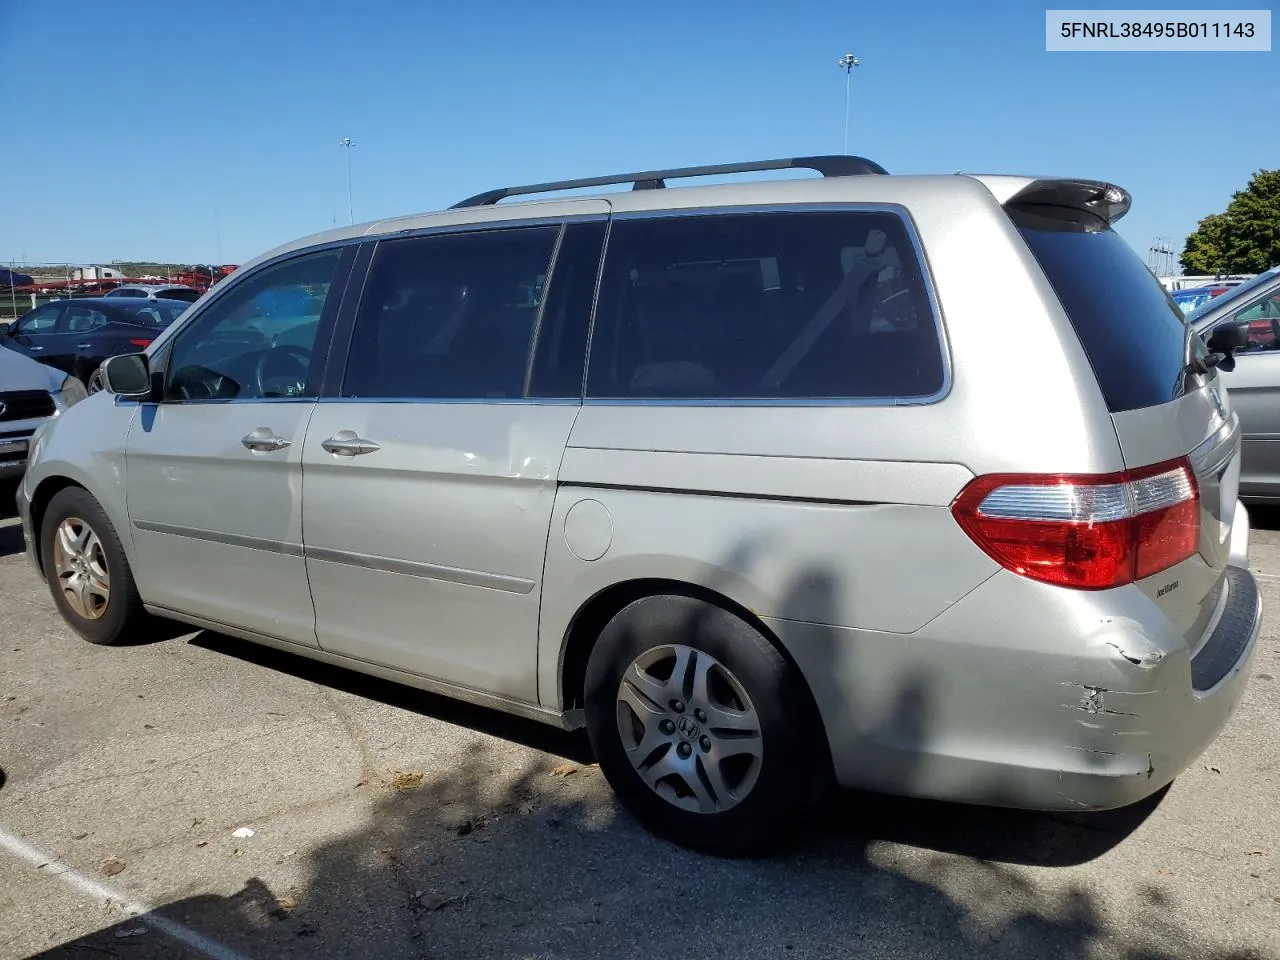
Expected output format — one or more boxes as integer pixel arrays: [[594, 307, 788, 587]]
[[951, 458, 1199, 590], [128, 338, 152, 348]]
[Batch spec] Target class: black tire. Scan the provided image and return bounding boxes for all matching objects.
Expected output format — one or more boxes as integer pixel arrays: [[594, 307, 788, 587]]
[[40, 486, 148, 646], [584, 594, 829, 856]]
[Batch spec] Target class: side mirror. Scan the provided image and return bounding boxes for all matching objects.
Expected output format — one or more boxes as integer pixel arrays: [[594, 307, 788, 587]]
[[1208, 320, 1251, 354], [99, 353, 152, 399]]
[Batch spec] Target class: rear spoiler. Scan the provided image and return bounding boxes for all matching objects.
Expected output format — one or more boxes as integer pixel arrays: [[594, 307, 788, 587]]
[[1001, 178, 1132, 226]]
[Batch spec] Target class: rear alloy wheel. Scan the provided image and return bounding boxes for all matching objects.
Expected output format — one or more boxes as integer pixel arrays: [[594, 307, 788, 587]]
[[616, 644, 764, 814], [40, 487, 149, 646], [585, 595, 828, 856]]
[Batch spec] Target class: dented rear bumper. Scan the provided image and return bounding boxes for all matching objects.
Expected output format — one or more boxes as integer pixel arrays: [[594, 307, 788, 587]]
[[768, 504, 1262, 812]]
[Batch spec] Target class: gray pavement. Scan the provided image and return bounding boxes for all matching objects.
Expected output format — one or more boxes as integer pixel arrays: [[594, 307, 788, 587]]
[[1, 480, 1278, 959]]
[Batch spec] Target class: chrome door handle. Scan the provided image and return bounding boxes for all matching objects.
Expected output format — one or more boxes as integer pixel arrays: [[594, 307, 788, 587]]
[[241, 428, 292, 453], [28, 345, 44, 352], [321, 430, 381, 457], [76, 342, 93, 349]]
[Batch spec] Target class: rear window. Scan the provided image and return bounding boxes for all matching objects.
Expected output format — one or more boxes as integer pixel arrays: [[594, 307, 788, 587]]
[[127, 302, 187, 327], [586, 211, 943, 400], [1015, 212, 1191, 413], [158, 289, 201, 303]]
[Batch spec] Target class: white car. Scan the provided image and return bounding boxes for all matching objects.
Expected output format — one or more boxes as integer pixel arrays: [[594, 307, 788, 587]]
[[103, 284, 202, 304], [0, 345, 87, 479]]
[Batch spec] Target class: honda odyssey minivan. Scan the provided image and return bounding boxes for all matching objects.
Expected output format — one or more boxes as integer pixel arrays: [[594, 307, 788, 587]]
[[17, 156, 1262, 854]]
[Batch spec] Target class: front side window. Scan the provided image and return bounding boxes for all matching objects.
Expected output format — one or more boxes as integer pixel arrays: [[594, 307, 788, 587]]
[[342, 227, 559, 399], [1232, 288, 1280, 352], [585, 211, 943, 400], [163, 250, 341, 401], [17, 305, 60, 333]]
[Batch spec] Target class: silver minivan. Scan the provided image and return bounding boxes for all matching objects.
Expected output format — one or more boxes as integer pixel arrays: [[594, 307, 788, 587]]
[[16, 157, 1263, 855]]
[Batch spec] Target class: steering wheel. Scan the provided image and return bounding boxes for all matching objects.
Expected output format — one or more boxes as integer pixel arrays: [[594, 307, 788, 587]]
[[253, 344, 312, 397]]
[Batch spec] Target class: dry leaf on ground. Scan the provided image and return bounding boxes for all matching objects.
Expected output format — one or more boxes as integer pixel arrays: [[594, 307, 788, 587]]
[[391, 772, 425, 791], [550, 763, 578, 778], [100, 858, 126, 877]]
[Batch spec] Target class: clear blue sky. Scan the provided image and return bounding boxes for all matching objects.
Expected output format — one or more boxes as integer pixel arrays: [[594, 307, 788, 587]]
[[1, 0, 1274, 269]]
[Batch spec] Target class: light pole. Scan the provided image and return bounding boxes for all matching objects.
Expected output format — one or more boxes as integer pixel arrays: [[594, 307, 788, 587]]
[[837, 53, 860, 154], [339, 138, 355, 225]]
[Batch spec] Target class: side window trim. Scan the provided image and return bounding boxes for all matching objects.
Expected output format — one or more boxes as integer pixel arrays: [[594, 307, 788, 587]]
[[150, 244, 356, 404], [581, 204, 950, 407]]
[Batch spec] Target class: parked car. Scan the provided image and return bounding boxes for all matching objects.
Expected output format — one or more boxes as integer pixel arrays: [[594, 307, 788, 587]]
[[2, 297, 189, 384], [1171, 286, 1219, 315], [103, 284, 202, 303], [1188, 266, 1280, 500], [17, 156, 1261, 855], [0, 347, 87, 479]]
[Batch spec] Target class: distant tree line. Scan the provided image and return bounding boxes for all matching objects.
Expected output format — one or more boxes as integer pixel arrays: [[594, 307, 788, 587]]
[[1181, 169, 1280, 275]]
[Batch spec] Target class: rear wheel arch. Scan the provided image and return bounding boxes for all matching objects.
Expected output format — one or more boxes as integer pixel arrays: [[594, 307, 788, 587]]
[[557, 580, 829, 752]]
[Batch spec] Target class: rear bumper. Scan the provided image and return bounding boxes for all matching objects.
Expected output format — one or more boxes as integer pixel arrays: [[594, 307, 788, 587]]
[[772, 503, 1263, 812]]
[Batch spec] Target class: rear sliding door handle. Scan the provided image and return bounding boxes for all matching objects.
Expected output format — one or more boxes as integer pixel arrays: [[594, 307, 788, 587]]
[[241, 428, 292, 453], [321, 430, 381, 457]]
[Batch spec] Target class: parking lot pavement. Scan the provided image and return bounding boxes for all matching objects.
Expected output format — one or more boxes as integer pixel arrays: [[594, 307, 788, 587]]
[[1, 485, 1278, 960]]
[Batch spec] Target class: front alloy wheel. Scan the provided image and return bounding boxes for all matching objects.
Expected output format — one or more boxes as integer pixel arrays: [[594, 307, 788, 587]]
[[52, 517, 111, 619]]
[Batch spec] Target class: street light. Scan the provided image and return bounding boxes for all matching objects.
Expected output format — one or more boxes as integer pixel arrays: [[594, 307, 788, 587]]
[[837, 53, 861, 155], [339, 138, 355, 225]]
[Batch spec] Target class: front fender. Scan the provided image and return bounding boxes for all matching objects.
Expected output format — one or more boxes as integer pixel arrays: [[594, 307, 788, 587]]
[[24, 393, 140, 572]]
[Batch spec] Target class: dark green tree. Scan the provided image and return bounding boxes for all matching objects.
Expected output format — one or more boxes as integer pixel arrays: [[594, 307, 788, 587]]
[[1181, 169, 1280, 274]]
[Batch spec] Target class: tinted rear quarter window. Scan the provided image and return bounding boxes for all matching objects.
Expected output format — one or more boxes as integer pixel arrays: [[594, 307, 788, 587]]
[[1014, 210, 1192, 413], [586, 210, 943, 400]]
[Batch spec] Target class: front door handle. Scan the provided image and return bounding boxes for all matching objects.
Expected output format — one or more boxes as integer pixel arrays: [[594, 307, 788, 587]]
[[241, 427, 292, 453], [76, 342, 93, 349], [28, 345, 44, 352], [321, 430, 381, 457]]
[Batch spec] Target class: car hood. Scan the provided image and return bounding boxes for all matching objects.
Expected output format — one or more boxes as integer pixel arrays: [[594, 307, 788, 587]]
[[0, 343, 64, 393]]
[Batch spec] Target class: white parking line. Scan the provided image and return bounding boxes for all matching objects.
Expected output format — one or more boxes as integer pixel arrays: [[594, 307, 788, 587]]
[[0, 825, 250, 960]]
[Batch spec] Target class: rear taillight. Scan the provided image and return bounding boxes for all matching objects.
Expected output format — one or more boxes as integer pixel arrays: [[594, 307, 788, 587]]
[[128, 338, 152, 348], [951, 458, 1199, 590]]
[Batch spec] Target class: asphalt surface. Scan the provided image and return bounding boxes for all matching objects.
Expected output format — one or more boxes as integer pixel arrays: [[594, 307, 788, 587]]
[[0, 480, 1278, 960]]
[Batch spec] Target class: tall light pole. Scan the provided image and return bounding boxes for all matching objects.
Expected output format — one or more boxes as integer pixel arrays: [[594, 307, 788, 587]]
[[837, 53, 860, 154], [339, 138, 355, 225]]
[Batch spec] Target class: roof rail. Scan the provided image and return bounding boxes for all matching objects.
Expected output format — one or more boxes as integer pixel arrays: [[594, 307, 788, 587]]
[[450, 155, 888, 208]]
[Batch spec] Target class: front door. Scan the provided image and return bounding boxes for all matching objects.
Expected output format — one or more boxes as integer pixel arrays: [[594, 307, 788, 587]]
[[1213, 287, 1280, 499], [302, 213, 607, 703], [124, 247, 352, 645], [5, 303, 64, 365]]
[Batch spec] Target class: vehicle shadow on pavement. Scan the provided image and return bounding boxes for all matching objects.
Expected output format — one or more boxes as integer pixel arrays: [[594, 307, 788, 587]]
[[20, 558, 1269, 960]]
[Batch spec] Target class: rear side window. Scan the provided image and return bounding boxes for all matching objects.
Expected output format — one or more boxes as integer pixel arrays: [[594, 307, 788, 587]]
[[1015, 212, 1191, 413], [342, 227, 559, 399], [585, 211, 943, 400]]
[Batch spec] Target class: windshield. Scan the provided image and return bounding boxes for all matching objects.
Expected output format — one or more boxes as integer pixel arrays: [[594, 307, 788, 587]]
[[1186, 268, 1280, 323]]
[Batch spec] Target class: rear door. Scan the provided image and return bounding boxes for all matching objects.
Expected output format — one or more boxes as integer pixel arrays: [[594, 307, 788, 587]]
[[1013, 201, 1239, 644], [301, 209, 607, 704]]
